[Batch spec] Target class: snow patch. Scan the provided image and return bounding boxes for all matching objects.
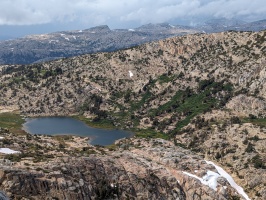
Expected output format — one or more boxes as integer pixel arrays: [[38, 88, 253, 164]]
[[128, 29, 135, 32], [73, 36, 76, 40], [202, 171, 220, 191], [183, 171, 220, 191], [183, 171, 203, 182], [49, 40, 59, 43], [129, 71, 133, 78], [205, 161, 251, 200], [169, 24, 175, 28], [0, 148, 20, 154]]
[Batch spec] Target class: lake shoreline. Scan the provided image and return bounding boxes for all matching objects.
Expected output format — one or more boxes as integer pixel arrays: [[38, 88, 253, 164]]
[[22, 116, 134, 146]]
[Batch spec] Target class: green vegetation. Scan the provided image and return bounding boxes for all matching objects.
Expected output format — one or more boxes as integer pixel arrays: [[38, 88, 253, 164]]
[[242, 117, 266, 127], [4, 153, 22, 162], [158, 73, 175, 84], [134, 128, 169, 140], [74, 115, 116, 129], [245, 142, 255, 153], [175, 82, 231, 131], [146, 80, 233, 133], [0, 112, 25, 134], [105, 144, 118, 151], [130, 91, 152, 112], [252, 154, 265, 169], [74, 115, 170, 141]]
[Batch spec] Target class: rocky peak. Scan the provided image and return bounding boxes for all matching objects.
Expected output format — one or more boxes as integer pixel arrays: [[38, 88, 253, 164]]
[[136, 23, 176, 32], [84, 25, 111, 33]]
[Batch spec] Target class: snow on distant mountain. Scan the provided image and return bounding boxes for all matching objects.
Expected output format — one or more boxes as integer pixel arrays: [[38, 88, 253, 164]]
[[0, 18, 265, 65], [0, 24, 197, 65]]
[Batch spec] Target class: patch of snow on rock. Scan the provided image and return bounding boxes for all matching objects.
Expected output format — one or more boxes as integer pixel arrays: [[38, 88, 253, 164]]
[[128, 29, 135, 32], [202, 171, 220, 191], [0, 148, 20, 154], [205, 160, 251, 200], [129, 71, 133, 78], [169, 24, 175, 28], [183, 171, 220, 191]]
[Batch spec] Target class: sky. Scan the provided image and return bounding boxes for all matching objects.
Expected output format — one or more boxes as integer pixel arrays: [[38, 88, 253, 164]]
[[0, 0, 266, 39]]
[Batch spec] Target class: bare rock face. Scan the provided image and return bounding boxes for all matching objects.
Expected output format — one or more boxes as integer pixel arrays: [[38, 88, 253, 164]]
[[226, 94, 266, 117], [0, 192, 8, 200], [0, 138, 248, 200], [1, 156, 185, 200]]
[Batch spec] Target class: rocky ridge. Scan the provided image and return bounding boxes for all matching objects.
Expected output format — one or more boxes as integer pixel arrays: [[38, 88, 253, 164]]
[[0, 31, 265, 118], [0, 126, 251, 199], [0, 24, 197, 65], [196, 18, 266, 33], [0, 18, 265, 65]]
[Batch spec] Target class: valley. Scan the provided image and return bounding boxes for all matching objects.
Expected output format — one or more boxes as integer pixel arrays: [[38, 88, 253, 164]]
[[0, 30, 265, 199]]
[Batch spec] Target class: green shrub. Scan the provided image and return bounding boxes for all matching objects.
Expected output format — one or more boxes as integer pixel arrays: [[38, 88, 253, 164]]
[[252, 154, 265, 169], [245, 142, 254, 153]]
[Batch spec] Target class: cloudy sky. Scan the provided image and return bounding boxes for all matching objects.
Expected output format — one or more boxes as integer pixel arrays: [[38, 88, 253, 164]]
[[0, 0, 266, 39]]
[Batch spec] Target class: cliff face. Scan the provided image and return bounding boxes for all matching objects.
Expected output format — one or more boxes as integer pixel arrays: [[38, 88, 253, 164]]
[[0, 156, 186, 200]]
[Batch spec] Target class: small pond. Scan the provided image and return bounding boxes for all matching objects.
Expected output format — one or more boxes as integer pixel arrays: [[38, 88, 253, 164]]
[[23, 117, 133, 146]]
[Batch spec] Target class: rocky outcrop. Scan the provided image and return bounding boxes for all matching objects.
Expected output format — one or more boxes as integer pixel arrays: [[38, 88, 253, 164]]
[[175, 112, 266, 199], [0, 138, 249, 200], [226, 94, 266, 117], [0, 192, 8, 200]]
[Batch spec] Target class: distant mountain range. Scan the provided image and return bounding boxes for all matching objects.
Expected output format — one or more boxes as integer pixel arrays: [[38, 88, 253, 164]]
[[0, 24, 197, 65], [0, 18, 265, 65], [196, 18, 266, 33]]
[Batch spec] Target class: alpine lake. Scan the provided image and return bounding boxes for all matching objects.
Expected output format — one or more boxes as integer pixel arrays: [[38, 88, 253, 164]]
[[23, 117, 134, 146]]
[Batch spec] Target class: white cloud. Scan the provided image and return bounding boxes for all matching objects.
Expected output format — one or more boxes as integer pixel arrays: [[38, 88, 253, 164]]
[[0, 0, 265, 26]]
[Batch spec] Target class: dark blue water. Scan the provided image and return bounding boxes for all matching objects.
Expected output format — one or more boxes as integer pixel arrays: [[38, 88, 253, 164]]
[[23, 117, 133, 146]]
